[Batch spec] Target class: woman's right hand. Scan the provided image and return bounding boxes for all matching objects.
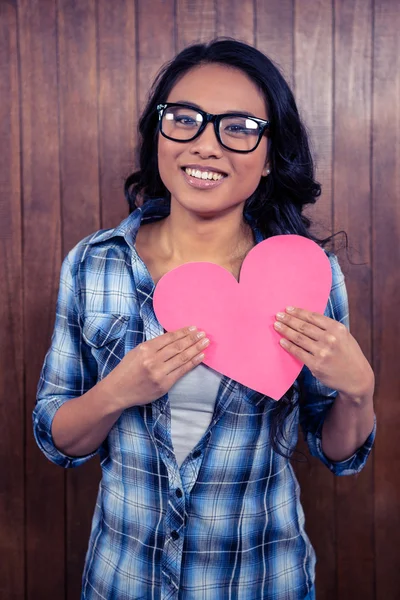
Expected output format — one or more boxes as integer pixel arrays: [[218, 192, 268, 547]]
[[104, 326, 210, 409]]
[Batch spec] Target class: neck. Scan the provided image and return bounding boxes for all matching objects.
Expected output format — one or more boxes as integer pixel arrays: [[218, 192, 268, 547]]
[[157, 199, 254, 264]]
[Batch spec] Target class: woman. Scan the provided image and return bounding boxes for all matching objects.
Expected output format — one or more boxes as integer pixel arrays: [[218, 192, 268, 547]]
[[33, 39, 376, 600]]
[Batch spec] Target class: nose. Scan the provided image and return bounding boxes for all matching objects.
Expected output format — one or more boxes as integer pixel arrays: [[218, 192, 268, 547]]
[[189, 122, 223, 159]]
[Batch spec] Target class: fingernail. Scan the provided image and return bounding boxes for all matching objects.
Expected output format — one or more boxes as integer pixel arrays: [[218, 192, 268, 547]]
[[276, 312, 285, 319], [197, 331, 205, 339], [274, 321, 282, 329], [188, 326, 197, 331], [286, 306, 295, 312]]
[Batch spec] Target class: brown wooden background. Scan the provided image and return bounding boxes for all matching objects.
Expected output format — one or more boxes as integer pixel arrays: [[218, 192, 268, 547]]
[[1, 0, 399, 598]]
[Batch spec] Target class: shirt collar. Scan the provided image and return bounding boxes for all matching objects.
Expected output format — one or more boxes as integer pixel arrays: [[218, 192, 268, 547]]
[[84, 197, 264, 248]]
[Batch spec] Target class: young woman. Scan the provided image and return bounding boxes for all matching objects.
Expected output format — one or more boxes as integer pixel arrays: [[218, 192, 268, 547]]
[[33, 40, 376, 600]]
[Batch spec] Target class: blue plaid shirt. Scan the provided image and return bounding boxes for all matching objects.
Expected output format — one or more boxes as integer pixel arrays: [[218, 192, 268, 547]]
[[33, 198, 376, 600]]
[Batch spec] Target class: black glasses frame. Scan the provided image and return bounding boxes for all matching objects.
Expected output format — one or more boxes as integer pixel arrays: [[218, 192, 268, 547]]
[[157, 102, 270, 154]]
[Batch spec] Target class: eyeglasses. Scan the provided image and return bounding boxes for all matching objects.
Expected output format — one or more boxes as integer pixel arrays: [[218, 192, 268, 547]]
[[157, 103, 270, 153]]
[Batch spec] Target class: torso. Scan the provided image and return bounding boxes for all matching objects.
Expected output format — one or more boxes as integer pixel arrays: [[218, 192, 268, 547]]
[[135, 220, 254, 285]]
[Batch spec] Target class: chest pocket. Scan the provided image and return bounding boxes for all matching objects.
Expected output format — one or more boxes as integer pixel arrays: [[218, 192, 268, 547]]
[[82, 313, 130, 378]]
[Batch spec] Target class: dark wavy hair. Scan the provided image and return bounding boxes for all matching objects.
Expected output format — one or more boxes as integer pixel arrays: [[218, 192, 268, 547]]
[[124, 38, 339, 459]]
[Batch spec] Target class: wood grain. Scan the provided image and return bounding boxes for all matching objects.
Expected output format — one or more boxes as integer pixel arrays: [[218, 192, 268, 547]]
[[176, 0, 216, 51], [2, 1, 400, 597], [0, 3, 24, 599], [58, 0, 100, 250], [372, 0, 400, 598], [57, 2, 101, 598], [293, 2, 335, 598], [217, 0, 255, 45], [18, 0, 65, 598], [255, 0, 294, 86], [97, 0, 137, 229], [333, 2, 374, 598], [136, 0, 175, 111]]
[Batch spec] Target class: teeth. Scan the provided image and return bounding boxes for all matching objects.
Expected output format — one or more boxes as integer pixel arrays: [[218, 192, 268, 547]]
[[185, 167, 224, 181]]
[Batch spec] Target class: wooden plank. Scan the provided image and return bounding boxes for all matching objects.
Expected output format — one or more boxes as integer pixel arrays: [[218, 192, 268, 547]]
[[293, 3, 335, 599], [137, 0, 175, 111], [57, 2, 101, 598], [58, 0, 100, 250], [294, 0, 334, 244], [18, 0, 65, 598], [216, 0, 254, 45], [176, 0, 216, 52], [97, 0, 137, 229], [333, 2, 374, 598], [255, 0, 294, 86], [372, 0, 400, 598], [0, 3, 24, 599]]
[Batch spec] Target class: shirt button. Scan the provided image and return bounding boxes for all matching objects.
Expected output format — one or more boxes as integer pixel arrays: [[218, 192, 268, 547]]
[[192, 450, 201, 459], [175, 488, 183, 498], [171, 530, 179, 540]]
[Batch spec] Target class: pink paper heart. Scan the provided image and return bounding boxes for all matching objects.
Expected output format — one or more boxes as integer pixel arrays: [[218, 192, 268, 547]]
[[153, 235, 332, 400]]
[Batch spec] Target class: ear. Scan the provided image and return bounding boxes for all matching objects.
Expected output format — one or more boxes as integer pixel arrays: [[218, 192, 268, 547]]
[[261, 165, 271, 177]]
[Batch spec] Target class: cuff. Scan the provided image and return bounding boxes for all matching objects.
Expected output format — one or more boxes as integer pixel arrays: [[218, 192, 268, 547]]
[[33, 397, 98, 468], [306, 414, 376, 476]]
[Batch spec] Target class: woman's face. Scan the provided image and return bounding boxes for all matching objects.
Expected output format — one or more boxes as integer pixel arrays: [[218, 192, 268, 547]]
[[157, 63, 269, 219]]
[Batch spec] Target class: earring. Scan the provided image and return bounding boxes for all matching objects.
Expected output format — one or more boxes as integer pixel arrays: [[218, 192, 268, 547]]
[[263, 168, 270, 176]]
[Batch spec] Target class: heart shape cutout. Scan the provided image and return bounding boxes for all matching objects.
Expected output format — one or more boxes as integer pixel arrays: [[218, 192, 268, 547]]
[[153, 235, 332, 400]]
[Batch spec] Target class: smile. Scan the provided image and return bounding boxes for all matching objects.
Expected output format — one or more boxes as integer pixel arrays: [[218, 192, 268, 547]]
[[184, 167, 225, 181], [181, 167, 227, 190]]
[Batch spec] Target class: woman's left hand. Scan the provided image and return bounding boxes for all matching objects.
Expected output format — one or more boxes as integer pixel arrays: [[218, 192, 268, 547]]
[[274, 306, 375, 399]]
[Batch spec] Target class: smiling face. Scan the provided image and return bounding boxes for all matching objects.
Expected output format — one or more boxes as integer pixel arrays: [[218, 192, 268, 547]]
[[157, 63, 270, 219]]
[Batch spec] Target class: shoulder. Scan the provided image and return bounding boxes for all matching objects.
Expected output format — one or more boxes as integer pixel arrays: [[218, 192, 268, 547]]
[[65, 228, 132, 279], [323, 250, 346, 289], [322, 251, 349, 325]]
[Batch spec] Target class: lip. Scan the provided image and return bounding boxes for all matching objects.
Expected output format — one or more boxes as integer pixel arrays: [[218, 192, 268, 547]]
[[181, 168, 227, 190], [181, 164, 229, 176]]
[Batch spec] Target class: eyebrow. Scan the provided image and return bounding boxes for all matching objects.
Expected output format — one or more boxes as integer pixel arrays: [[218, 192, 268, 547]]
[[173, 100, 258, 118]]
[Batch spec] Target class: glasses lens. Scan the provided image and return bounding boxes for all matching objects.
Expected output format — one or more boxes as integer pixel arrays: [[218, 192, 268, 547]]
[[219, 116, 262, 151], [161, 105, 203, 140]]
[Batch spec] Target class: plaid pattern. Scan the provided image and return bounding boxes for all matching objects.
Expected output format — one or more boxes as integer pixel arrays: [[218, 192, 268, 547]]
[[33, 198, 376, 600]]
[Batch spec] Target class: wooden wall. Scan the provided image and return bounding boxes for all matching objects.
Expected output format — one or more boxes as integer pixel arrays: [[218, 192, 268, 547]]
[[0, 0, 399, 598]]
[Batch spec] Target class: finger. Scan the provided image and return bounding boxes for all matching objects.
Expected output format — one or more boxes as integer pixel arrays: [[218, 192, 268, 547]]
[[164, 349, 207, 387], [284, 306, 328, 331], [275, 311, 322, 341], [279, 337, 316, 369], [163, 335, 210, 376], [274, 321, 317, 354], [150, 325, 198, 351], [158, 328, 207, 362]]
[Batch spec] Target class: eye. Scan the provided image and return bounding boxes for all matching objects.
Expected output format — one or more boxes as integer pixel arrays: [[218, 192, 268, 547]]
[[164, 107, 202, 129], [221, 117, 260, 137], [174, 115, 197, 126], [225, 124, 248, 134]]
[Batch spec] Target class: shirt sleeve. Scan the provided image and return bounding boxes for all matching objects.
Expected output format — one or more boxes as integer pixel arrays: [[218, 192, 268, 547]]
[[298, 253, 376, 476], [32, 254, 99, 468]]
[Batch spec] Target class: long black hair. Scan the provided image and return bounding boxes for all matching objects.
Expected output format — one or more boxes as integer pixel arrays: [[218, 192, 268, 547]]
[[124, 38, 338, 459]]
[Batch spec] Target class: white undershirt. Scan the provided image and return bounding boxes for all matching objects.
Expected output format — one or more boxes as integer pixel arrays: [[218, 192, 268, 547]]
[[168, 364, 223, 467]]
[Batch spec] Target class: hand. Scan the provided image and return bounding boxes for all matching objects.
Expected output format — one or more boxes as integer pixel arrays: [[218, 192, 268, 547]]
[[273, 306, 375, 399], [105, 326, 210, 409]]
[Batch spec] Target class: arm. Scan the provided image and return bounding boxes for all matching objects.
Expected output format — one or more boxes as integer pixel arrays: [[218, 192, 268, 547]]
[[33, 254, 106, 467], [274, 253, 376, 472], [34, 254, 210, 463], [321, 386, 375, 462], [51, 379, 124, 458]]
